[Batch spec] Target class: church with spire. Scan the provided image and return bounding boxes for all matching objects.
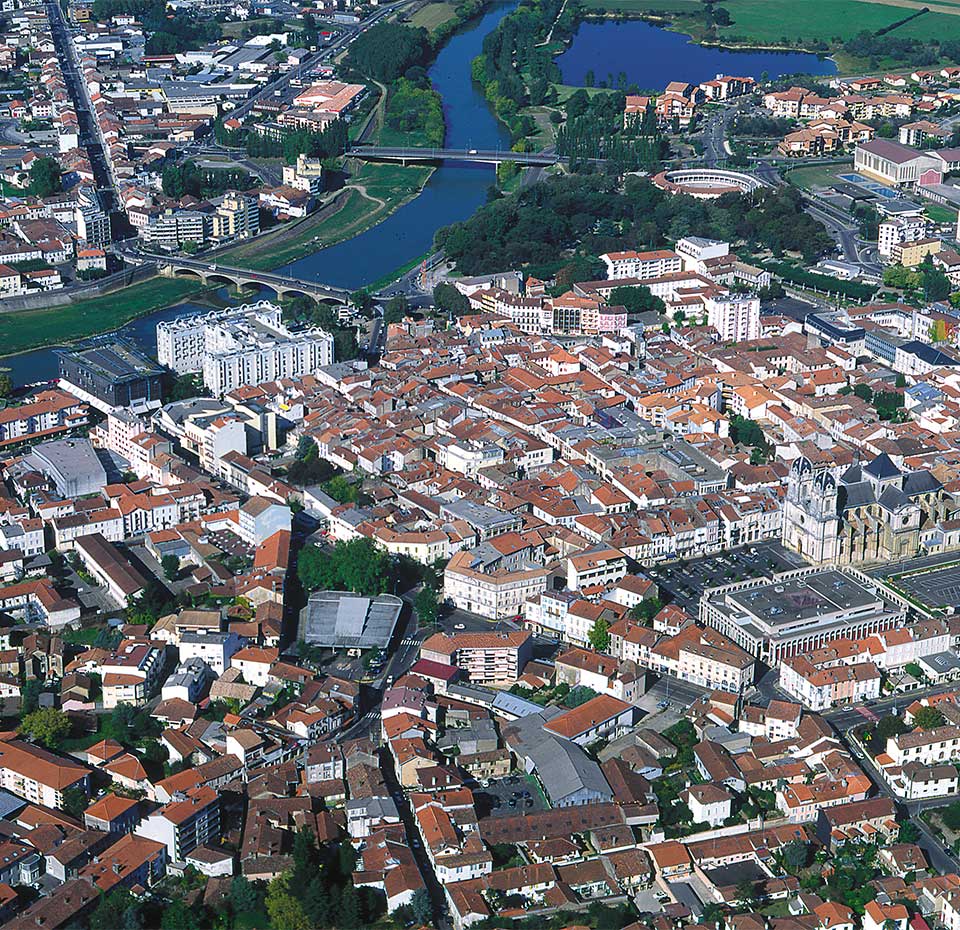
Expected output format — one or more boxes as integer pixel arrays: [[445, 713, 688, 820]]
[[782, 452, 952, 565]]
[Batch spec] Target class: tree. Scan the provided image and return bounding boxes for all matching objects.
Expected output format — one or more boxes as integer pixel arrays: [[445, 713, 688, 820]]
[[735, 878, 757, 905], [853, 383, 873, 402], [346, 22, 430, 82], [628, 595, 662, 624], [20, 706, 71, 748], [872, 713, 908, 745], [161, 554, 179, 581], [292, 827, 320, 889], [432, 282, 470, 316], [588, 616, 610, 653], [62, 786, 88, 818], [29, 157, 62, 197], [230, 875, 260, 914], [0, 373, 12, 398], [351, 289, 374, 316], [298, 538, 392, 596], [898, 820, 921, 844], [411, 887, 433, 926], [161, 901, 201, 930], [781, 840, 809, 873], [91, 889, 142, 930], [914, 706, 946, 730], [265, 874, 310, 930], [608, 284, 665, 315], [339, 882, 361, 929], [383, 295, 409, 325], [414, 585, 439, 626], [905, 663, 926, 684]]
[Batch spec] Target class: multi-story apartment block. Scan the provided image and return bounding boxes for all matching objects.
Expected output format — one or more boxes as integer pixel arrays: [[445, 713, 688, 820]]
[[886, 725, 960, 767], [600, 249, 682, 280], [135, 786, 220, 861], [419, 631, 532, 685], [0, 738, 89, 810], [705, 293, 760, 342], [212, 191, 259, 241], [156, 301, 333, 395]]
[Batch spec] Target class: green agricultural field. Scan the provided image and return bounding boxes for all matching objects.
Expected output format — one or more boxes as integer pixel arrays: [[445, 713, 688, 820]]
[[0, 277, 203, 357], [718, 0, 960, 45], [410, 1, 460, 34]]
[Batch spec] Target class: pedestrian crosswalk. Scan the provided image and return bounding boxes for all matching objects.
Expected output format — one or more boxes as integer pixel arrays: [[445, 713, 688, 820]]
[[400, 636, 421, 647], [362, 709, 380, 722]]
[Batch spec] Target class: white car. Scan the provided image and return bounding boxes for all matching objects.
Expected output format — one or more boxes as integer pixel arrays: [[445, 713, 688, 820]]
[[454, 623, 465, 630]]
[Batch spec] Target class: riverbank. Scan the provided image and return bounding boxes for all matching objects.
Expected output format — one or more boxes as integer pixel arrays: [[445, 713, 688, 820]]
[[0, 276, 205, 359], [0, 0, 517, 368], [217, 162, 434, 271]]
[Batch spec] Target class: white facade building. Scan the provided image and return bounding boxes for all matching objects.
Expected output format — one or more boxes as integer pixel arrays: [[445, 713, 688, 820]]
[[157, 301, 333, 394]]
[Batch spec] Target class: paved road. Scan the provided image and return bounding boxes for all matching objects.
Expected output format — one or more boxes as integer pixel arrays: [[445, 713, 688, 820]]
[[839, 723, 960, 874]]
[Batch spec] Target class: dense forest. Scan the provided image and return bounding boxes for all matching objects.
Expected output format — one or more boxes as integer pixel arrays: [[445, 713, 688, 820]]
[[345, 23, 431, 83], [435, 173, 833, 275]]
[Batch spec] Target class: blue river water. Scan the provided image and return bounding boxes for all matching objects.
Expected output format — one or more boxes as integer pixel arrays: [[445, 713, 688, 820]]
[[557, 19, 837, 89], [2, 6, 838, 384]]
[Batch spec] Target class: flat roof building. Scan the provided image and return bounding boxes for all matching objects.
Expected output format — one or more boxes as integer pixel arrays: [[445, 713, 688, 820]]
[[57, 337, 167, 412], [298, 590, 403, 650], [699, 566, 908, 663]]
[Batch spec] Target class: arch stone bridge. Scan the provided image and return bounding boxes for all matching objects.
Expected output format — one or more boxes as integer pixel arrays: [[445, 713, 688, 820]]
[[158, 256, 352, 304]]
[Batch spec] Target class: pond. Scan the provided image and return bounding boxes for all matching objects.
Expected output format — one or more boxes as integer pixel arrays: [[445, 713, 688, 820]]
[[557, 19, 837, 90]]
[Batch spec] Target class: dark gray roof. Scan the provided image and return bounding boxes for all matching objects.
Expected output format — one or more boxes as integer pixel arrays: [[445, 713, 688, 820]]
[[903, 470, 942, 496], [863, 453, 901, 480], [840, 481, 875, 510], [878, 484, 912, 512], [841, 463, 862, 484]]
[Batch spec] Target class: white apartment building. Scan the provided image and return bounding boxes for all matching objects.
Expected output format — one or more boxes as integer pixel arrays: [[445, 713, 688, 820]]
[[0, 739, 89, 810], [136, 786, 220, 860], [676, 236, 730, 273], [879, 214, 927, 258], [444, 549, 553, 620], [282, 153, 325, 194], [779, 655, 881, 710], [178, 631, 244, 677], [213, 191, 259, 240], [157, 301, 333, 393], [600, 249, 682, 280], [566, 548, 627, 592], [705, 293, 760, 342]]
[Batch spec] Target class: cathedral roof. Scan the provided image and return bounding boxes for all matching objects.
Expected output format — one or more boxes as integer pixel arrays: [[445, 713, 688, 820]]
[[863, 453, 901, 480], [903, 470, 941, 496], [878, 484, 912, 512], [841, 482, 875, 510]]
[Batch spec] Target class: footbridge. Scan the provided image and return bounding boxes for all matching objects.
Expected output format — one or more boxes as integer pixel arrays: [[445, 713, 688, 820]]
[[346, 145, 563, 166], [157, 256, 353, 304]]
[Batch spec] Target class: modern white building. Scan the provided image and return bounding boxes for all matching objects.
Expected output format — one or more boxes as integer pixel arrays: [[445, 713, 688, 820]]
[[705, 293, 760, 342], [156, 301, 333, 394]]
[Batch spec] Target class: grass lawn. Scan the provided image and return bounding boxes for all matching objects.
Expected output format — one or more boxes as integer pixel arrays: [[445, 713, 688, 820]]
[[784, 163, 847, 191], [580, 0, 702, 9], [0, 277, 203, 359], [926, 202, 958, 224], [410, 1, 460, 33], [62, 628, 101, 645], [718, 0, 960, 45]]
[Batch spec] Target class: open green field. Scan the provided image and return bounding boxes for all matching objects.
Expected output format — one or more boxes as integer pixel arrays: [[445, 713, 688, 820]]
[[784, 163, 847, 191], [718, 0, 960, 44], [0, 277, 203, 358], [581, 0, 960, 46], [580, 0, 700, 9], [410, 1, 460, 33]]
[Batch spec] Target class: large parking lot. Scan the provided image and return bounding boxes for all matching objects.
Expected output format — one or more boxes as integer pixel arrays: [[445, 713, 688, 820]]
[[648, 540, 806, 613], [892, 563, 960, 610], [475, 773, 549, 819]]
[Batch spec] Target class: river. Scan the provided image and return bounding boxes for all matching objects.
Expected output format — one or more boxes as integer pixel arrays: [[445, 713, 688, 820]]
[[557, 19, 837, 88], [4, 5, 838, 384]]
